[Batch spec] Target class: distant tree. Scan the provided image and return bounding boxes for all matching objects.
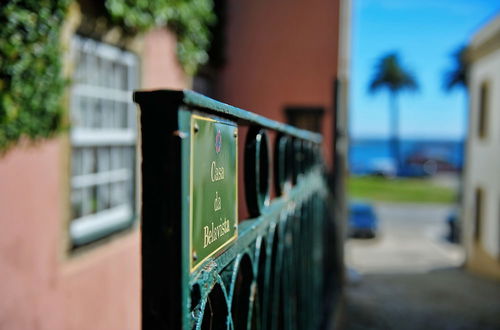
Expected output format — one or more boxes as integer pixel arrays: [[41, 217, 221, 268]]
[[443, 45, 468, 91], [369, 52, 418, 175], [443, 45, 469, 176], [444, 46, 469, 139]]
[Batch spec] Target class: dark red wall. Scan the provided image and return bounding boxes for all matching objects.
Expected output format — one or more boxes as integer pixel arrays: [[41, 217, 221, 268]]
[[216, 0, 341, 169]]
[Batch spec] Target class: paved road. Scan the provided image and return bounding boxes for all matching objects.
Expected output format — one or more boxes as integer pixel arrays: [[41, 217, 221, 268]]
[[346, 203, 463, 274], [343, 203, 500, 330]]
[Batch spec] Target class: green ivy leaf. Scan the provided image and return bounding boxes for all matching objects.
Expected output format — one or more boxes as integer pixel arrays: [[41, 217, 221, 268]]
[[0, 0, 70, 151]]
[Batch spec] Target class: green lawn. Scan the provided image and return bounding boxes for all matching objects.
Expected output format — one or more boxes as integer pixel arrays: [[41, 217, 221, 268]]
[[348, 176, 457, 204]]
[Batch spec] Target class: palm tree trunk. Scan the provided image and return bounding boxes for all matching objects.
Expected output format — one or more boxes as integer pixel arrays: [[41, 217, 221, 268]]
[[390, 91, 401, 175]]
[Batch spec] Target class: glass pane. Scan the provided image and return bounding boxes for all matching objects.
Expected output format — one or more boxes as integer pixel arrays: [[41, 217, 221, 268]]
[[124, 147, 133, 170], [112, 101, 120, 129], [116, 64, 126, 90], [71, 95, 81, 127], [128, 104, 136, 129], [111, 147, 121, 170], [103, 100, 112, 129], [122, 64, 129, 90], [119, 102, 128, 128], [91, 185, 98, 214], [76, 51, 87, 84], [82, 187, 92, 216], [83, 97, 92, 128], [72, 149, 82, 176], [96, 56, 103, 87], [97, 184, 111, 211], [93, 99, 103, 128], [110, 182, 124, 207], [97, 147, 110, 172], [88, 54, 98, 85], [81, 148, 94, 174], [111, 62, 118, 88], [71, 188, 83, 219], [104, 59, 113, 88]]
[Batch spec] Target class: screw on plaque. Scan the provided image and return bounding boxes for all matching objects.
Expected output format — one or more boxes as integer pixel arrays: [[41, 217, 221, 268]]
[[194, 123, 199, 133], [192, 251, 198, 261], [234, 129, 238, 138]]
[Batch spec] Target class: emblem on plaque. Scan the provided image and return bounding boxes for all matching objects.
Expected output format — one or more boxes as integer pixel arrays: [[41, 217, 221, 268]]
[[215, 129, 222, 154]]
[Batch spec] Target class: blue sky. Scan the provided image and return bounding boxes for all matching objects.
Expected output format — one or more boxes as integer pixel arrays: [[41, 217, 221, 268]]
[[350, 0, 500, 140]]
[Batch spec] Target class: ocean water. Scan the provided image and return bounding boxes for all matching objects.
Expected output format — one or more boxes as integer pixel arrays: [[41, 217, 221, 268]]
[[349, 138, 464, 175]]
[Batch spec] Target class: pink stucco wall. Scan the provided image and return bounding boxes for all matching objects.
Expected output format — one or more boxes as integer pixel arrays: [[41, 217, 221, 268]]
[[0, 140, 68, 330], [142, 28, 189, 90], [216, 0, 340, 169], [0, 27, 187, 329]]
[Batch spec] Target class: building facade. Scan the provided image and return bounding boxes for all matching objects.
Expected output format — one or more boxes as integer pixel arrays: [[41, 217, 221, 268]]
[[463, 13, 500, 279], [0, 2, 188, 329]]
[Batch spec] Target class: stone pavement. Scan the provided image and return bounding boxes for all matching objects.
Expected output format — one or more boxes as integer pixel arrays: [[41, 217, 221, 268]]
[[343, 202, 500, 330]]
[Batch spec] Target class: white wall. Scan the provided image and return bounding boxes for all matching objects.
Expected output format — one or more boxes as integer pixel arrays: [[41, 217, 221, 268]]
[[464, 47, 500, 259]]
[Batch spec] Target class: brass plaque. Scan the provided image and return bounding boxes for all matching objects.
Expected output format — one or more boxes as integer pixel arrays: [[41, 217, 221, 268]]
[[190, 114, 238, 272]]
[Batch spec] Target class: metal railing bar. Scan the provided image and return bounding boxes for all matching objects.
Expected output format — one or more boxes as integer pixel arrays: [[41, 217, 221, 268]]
[[134, 90, 323, 144], [182, 90, 322, 143]]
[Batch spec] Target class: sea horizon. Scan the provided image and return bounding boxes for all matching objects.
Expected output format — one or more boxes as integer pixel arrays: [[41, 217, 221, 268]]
[[349, 137, 465, 175]]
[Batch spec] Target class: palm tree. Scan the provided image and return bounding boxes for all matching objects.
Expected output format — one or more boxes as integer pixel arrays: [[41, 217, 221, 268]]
[[443, 45, 468, 91], [443, 45, 469, 169], [369, 52, 418, 175], [443, 45, 469, 146], [443, 45, 469, 201]]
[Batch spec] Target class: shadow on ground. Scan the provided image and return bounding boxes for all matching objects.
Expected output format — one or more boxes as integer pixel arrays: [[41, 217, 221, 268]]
[[343, 267, 500, 330]]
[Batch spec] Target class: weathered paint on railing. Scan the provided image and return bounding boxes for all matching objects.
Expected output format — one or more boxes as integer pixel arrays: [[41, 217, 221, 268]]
[[134, 90, 342, 330]]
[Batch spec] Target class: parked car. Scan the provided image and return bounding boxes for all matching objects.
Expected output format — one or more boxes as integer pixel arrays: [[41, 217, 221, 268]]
[[348, 202, 378, 239]]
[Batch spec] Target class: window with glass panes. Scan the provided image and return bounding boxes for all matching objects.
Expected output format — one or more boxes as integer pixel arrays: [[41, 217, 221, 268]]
[[69, 35, 138, 246]]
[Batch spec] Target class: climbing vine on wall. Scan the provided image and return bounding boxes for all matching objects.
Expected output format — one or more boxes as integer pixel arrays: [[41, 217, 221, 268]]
[[0, 0, 71, 151], [105, 0, 215, 76], [0, 0, 215, 152]]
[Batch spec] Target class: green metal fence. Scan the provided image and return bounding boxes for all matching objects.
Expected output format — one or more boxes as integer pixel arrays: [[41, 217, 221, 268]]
[[134, 90, 342, 330]]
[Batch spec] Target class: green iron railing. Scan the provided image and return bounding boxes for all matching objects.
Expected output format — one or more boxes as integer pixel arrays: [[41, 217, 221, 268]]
[[134, 90, 342, 330]]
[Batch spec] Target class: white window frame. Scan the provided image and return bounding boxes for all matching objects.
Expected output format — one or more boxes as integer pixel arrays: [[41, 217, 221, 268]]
[[69, 35, 139, 246]]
